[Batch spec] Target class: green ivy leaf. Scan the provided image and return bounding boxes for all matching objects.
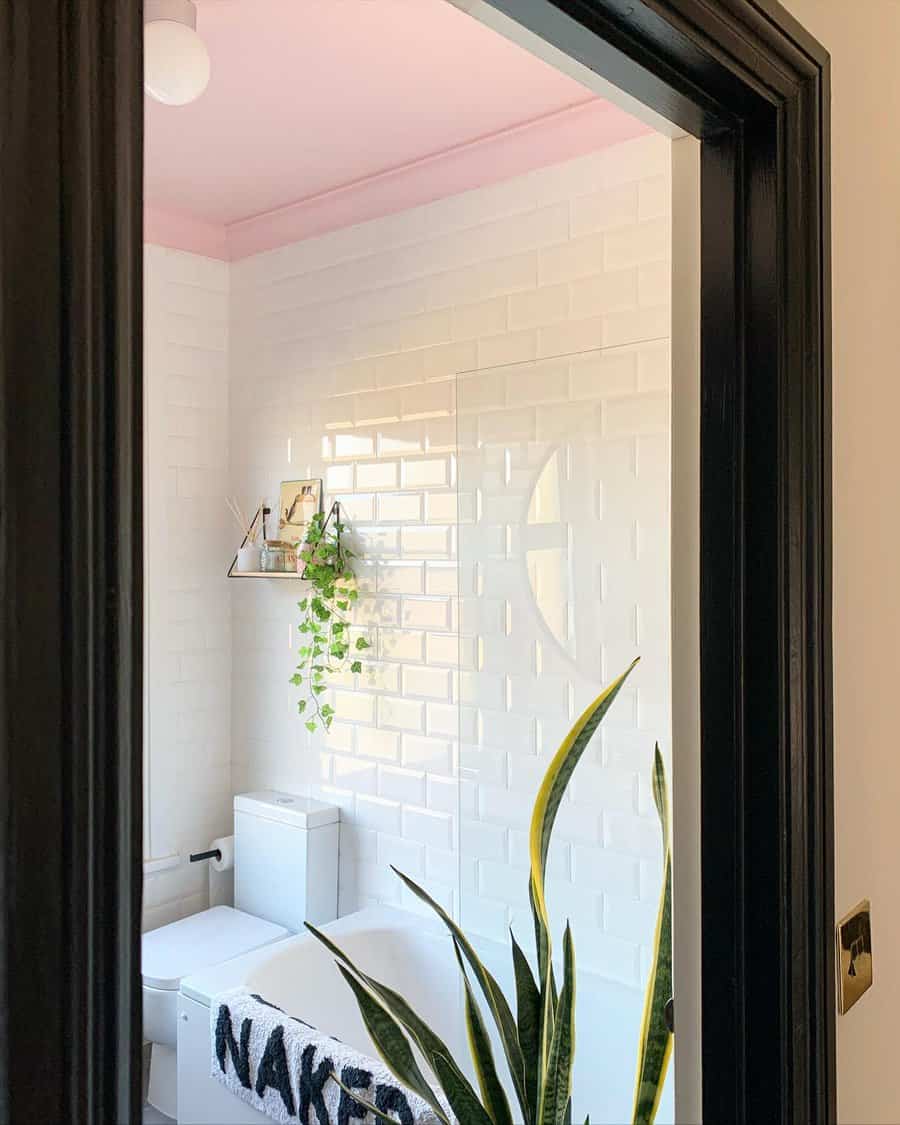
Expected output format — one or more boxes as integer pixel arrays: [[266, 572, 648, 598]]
[[290, 507, 365, 733]]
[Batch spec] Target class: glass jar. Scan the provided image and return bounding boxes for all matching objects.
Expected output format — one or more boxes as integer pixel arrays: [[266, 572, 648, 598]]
[[261, 540, 297, 573], [260, 541, 286, 572]]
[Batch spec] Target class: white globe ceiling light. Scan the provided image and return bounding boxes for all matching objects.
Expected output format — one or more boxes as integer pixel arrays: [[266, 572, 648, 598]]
[[144, 0, 210, 107]]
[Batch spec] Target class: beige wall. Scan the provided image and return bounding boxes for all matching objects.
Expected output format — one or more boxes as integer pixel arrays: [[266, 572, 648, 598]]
[[781, 2, 900, 1121]]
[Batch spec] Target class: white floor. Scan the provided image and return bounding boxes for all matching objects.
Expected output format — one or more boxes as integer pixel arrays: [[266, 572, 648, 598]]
[[142, 1103, 174, 1124]]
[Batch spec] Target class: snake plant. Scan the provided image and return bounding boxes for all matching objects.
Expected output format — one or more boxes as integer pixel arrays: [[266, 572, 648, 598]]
[[306, 658, 673, 1124], [632, 743, 673, 1125]]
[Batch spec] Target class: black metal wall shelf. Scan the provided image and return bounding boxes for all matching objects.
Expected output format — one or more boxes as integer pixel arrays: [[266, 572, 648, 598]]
[[227, 499, 341, 579]]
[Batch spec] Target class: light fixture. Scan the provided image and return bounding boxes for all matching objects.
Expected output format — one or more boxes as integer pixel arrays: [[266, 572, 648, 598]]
[[144, 0, 210, 107]]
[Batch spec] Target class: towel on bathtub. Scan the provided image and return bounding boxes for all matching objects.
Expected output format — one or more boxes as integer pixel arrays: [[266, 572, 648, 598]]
[[211, 987, 447, 1125]]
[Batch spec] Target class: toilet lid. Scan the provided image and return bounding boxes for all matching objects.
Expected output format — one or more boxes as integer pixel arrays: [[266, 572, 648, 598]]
[[142, 905, 289, 990]]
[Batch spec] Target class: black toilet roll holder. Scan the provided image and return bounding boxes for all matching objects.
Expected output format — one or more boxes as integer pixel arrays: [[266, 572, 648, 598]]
[[189, 847, 222, 864]]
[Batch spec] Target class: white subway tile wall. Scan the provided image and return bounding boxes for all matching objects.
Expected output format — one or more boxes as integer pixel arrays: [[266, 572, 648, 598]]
[[143, 245, 232, 931], [142, 134, 671, 986], [225, 133, 671, 987]]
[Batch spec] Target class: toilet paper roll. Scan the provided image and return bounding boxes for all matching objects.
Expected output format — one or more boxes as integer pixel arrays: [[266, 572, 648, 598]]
[[210, 835, 234, 873]]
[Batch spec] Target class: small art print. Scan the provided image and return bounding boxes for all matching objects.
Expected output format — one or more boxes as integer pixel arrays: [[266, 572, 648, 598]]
[[278, 479, 322, 545]]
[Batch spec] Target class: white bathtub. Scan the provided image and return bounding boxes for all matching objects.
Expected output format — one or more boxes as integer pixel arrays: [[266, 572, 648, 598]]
[[176, 905, 672, 1124], [176, 906, 465, 1124]]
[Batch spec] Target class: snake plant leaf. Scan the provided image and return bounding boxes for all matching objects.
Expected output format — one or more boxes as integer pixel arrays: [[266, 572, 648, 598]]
[[432, 1052, 496, 1125], [333, 962, 450, 1125], [632, 745, 673, 1125], [529, 879, 556, 997], [529, 661, 639, 1083], [651, 742, 669, 844], [530, 660, 640, 928], [329, 1070, 410, 1125], [305, 923, 476, 1114], [539, 924, 576, 1125], [452, 938, 514, 1125], [510, 929, 541, 1118], [528, 876, 557, 1082], [389, 867, 531, 1124]]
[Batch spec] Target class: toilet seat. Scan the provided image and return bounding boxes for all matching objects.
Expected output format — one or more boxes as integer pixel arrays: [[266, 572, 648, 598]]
[[142, 905, 288, 1048], [143, 904, 289, 991]]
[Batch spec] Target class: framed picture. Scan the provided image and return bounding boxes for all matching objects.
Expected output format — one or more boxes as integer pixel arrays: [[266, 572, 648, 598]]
[[277, 478, 322, 545]]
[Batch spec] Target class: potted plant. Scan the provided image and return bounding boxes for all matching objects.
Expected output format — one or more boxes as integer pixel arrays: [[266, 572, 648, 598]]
[[307, 659, 673, 1124]]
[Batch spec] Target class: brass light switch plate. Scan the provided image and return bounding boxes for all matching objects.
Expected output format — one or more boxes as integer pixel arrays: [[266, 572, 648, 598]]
[[837, 899, 873, 1014]]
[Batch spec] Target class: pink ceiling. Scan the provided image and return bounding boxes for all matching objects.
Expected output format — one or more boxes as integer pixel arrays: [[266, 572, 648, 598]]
[[144, 0, 647, 257]]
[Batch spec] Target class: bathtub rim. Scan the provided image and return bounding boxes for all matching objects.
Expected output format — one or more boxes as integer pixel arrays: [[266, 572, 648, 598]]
[[179, 904, 433, 1008]]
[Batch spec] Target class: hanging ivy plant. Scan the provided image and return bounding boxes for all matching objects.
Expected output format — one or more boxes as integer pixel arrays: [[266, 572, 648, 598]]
[[291, 508, 371, 733]]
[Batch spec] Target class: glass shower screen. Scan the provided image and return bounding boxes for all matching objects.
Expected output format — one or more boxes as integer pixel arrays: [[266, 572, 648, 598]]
[[455, 342, 673, 1124]]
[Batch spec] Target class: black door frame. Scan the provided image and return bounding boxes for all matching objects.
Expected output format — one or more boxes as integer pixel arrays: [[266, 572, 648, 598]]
[[489, 4, 833, 1120], [1, 0, 831, 1121]]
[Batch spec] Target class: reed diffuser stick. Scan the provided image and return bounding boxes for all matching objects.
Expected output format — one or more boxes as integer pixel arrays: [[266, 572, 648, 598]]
[[226, 497, 260, 546]]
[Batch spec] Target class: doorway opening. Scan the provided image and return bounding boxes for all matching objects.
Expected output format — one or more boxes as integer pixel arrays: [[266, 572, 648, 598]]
[[142, 4, 690, 1122]]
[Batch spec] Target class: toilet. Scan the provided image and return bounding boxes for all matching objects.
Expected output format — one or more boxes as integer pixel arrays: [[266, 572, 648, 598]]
[[142, 791, 339, 1120]]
